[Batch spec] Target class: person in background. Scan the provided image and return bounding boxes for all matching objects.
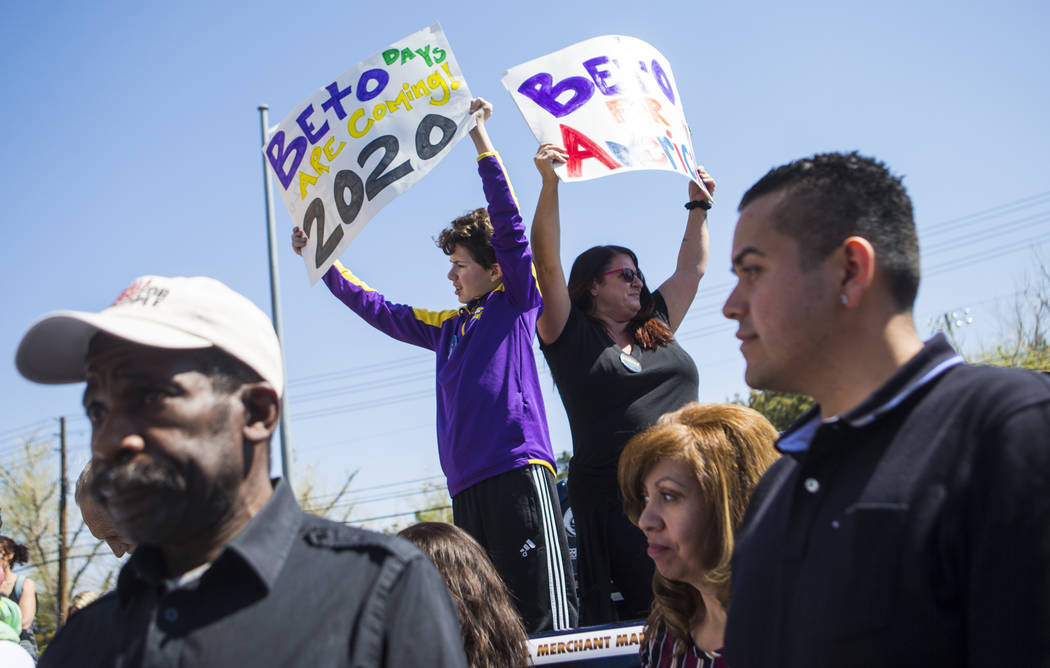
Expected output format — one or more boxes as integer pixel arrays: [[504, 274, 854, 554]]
[[0, 536, 37, 660], [66, 591, 100, 618], [722, 151, 1050, 666], [16, 273, 467, 667], [399, 522, 530, 668], [531, 143, 715, 624], [0, 620, 34, 668], [619, 403, 778, 667], [75, 461, 134, 558], [293, 99, 576, 633], [0, 596, 21, 642]]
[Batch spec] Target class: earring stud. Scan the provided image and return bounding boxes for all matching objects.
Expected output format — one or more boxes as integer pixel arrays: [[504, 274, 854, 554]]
[[840, 294, 849, 305]]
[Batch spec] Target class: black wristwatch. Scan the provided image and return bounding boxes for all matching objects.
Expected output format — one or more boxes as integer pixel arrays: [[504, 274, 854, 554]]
[[685, 200, 712, 211]]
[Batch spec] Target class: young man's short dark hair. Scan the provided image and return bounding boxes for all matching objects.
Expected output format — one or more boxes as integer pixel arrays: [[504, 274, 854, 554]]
[[437, 207, 497, 269], [740, 151, 920, 310]]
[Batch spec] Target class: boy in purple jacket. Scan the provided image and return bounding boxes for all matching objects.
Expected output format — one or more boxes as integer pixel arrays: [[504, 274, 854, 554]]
[[292, 98, 576, 633]]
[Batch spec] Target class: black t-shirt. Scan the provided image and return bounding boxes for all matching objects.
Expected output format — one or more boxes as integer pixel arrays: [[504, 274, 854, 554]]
[[541, 292, 699, 481]]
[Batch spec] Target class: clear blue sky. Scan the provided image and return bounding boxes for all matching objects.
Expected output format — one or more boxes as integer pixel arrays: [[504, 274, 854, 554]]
[[2, 1, 1048, 531]]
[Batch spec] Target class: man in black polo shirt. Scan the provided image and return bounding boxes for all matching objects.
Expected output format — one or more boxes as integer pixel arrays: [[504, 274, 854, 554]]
[[721, 152, 1050, 666], [16, 275, 466, 667]]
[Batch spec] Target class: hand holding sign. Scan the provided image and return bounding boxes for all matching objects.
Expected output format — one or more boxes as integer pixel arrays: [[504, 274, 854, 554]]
[[533, 143, 567, 185], [291, 226, 307, 256], [467, 97, 496, 156], [690, 166, 716, 204], [266, 23, 474, 284], [503, 35, 709, 198], [470, 97, 493, 126]]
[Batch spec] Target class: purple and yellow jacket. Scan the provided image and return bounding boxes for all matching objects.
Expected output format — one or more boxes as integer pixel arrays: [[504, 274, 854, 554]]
[[321, 153, 556, 497]]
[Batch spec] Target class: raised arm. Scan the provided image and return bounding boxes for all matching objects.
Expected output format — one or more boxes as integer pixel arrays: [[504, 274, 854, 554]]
[[467, 97, 495, 156], [17, 577, 35, 631], [470, 98, 540, 310], [291, 229, 452, 351], [656, 167, 716, 331], [531, 144, 571, 344]]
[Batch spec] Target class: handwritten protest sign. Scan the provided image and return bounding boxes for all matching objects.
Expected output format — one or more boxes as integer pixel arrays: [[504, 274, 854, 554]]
[[265, 23, 473, 284], [502, 36, 706, 194]]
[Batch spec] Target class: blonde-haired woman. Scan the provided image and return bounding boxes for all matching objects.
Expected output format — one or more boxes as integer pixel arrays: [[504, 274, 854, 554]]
[[619, 403, 779, 667]]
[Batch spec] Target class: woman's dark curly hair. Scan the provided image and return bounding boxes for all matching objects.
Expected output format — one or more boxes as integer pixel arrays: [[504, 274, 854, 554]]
[[436, 208, 497, 269], [0, 536, 29, 566], [567, 245, 673, 349], [399, 522, 529, 668]]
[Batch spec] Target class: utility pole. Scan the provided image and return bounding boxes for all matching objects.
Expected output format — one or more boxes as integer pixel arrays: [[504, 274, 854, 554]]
[[57, 416, 69, 625], [258, 104, 294, 486]]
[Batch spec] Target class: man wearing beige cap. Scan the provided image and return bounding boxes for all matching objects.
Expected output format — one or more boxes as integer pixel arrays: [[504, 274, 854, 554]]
[[18, 275, 466, 667]]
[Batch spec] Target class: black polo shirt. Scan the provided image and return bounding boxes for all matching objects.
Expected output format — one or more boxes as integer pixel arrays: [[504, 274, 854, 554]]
[[725, 335, 1050, 667], [40, 480, 467, 667]]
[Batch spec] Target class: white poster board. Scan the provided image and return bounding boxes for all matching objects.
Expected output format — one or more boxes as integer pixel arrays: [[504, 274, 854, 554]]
[[265, 23, 474, 284], [502, 36, 706, 193]]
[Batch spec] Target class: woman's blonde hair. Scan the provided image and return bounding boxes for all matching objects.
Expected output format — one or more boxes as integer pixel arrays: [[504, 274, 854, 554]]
[[68, 590, 100, 616], [618, 402, 779, 653]]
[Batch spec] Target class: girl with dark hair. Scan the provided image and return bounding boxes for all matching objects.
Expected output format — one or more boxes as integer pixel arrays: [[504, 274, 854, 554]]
[[619, 403, 778, 667], [399, 522, 530, 668], [0, 535, 37, 660], [531, 144, 715, 624], [292, 100, 576, 633]]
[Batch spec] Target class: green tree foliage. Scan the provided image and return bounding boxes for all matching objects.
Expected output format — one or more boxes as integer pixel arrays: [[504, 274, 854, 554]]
[[294, 465, 358, 523], [412, 481, 453, 524], [973, 259, 1050, 371], [734, 390, 815, 432], [555, 450, 571, 482]]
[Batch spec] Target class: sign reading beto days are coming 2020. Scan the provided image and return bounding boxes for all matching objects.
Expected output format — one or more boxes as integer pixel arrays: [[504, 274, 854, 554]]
[[502, 35, 708, 195], [265, 23, 474, 284]]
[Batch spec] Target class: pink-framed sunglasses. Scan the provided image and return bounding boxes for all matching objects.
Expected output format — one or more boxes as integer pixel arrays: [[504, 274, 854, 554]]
[[603, 267, 644, 283]]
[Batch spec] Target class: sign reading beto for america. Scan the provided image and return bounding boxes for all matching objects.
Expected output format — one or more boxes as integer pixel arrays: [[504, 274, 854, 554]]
[[265, 23, 474, 284], [502, 36, 708, 194]]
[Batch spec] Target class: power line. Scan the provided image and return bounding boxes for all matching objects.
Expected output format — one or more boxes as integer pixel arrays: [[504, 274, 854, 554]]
[[921, 190, 1050, 237], [926, 233, 1050, 276], [0, 418, 54, 443], [292, 388, 434, 421], [347, 504, 451, 526], [293, 419, 432, 457], [290, 367, 433, 404], [8, 189, 1039, 453], [298, 473, 444, 506], [287, 353, 430, 387], [923, 212, 1049, 255], [3, 190, 1049, 537]]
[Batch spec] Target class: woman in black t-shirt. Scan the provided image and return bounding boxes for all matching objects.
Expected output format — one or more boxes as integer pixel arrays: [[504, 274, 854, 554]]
[[530, 144, 715, 625]]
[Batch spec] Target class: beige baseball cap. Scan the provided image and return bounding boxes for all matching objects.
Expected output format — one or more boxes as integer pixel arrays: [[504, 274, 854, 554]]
[[16, 275, 285, 397]]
